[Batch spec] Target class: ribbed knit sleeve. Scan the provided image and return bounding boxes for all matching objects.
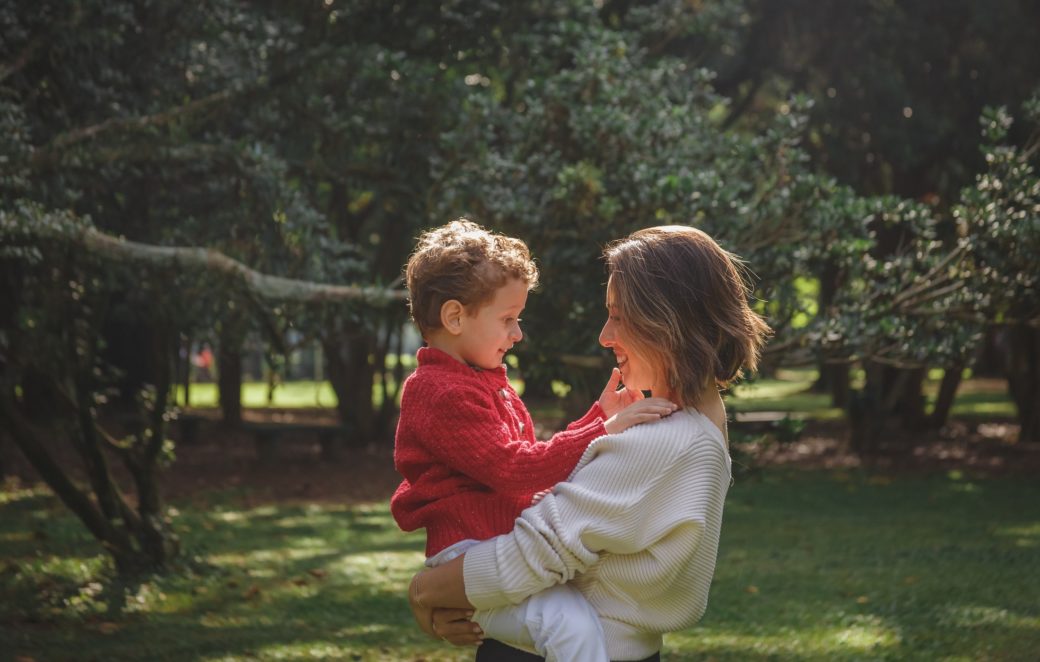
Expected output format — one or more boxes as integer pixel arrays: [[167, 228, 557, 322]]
[[463, 411, 730, 640], [565, 402, 606, 431], [420, 385, 606, 497]]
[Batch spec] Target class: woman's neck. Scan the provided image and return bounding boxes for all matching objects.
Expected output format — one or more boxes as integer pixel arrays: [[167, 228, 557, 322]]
[[694, 384, 728, 443]]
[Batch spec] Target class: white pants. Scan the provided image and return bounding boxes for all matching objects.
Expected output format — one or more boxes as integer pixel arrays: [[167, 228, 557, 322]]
[[428, 540, 608, 662]]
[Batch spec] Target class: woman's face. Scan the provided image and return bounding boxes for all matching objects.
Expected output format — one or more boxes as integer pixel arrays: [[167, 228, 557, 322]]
[[598, 278, 662, 394]]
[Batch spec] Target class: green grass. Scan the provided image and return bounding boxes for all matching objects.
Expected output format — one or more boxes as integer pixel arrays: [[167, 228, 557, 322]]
[[728, 368, 1015, 421], [177, 381, 342, 409], [3, 471, 1038, 660], [180, 365, 1014, 424]]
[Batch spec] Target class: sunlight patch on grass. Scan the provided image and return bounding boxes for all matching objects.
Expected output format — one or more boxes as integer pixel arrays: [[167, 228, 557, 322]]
[[937, 604, 1040, 629], [669, 616, 901, 657], [251, 641, 355, 660], [0, 482, 47, 506], [997, 523, 1040, 538], [336, 550, 424, 589], [5, 474, 1038, 660], [0, 531, 34, 544], [214, 510, 249, 523], [995, 522, 1040, 548], [827, 615, 902, 651], [177, 381, 339, 409], [731, 377, 813, 400]]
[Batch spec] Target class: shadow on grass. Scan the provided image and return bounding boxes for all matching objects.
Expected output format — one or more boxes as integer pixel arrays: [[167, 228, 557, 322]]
[[4, 471, 1040, 661], [1, 489, 451, 661]]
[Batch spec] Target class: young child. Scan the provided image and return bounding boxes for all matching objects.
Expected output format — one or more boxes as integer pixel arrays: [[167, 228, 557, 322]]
[[391, 219, 676, 661]]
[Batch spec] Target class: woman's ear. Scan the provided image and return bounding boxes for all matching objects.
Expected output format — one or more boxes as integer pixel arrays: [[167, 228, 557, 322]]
[[439, 300, 465, 335]]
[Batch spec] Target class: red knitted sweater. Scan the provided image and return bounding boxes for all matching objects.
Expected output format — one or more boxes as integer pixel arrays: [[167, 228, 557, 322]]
[[391, 347, 608, 557]]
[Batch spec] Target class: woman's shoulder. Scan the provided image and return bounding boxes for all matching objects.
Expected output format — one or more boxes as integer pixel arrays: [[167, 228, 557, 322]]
[[588, 408, 727, 466], [625, 407, 724, 445]]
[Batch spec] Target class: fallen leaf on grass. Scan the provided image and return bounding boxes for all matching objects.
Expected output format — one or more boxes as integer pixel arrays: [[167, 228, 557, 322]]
[[744, 585, 759, 594], [242, 585, 262, 600], [307, 568, 328, 579]]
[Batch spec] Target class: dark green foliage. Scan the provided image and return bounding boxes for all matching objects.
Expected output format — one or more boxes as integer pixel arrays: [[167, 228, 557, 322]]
[[3, 0, 1040, 569]]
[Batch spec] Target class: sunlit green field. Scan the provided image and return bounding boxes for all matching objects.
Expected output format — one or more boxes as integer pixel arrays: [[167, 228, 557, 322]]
[[180, 365, 1015, 422], [2, 470, 1038, 660]]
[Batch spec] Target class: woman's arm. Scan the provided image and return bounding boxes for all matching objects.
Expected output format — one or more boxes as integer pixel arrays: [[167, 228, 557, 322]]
[[410, 555, 472, 611], [464, 428, 722, 610]]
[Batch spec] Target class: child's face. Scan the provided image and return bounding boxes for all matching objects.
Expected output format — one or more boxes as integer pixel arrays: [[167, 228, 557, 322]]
[[457, 278, 528, 370]]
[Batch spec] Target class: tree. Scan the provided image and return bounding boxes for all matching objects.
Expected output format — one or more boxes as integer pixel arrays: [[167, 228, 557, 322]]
[[958, 98, 1040, 441], [0, 207, 403, 574], [0, 0, 386, 573], [433, 2, 987, 450]]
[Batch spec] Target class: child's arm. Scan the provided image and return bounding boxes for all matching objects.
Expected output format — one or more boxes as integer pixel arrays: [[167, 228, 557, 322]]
[[420, 385, 601, 495], [415, 381, 676, 497]]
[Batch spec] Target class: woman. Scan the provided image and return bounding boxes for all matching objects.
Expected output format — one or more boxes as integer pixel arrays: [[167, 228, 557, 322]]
[[408, 225, 771, 661]]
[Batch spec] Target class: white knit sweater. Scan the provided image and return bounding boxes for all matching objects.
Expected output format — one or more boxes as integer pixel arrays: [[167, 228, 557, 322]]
[[463, 408, 731, 661]]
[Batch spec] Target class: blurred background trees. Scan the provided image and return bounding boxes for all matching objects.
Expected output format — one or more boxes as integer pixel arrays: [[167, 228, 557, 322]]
[[2, 0, 1038, 573]]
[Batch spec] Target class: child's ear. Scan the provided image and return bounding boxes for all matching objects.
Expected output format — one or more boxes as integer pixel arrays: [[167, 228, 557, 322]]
[[440, 300, 465, 335]]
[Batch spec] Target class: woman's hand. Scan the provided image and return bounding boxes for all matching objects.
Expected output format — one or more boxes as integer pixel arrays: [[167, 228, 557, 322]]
[[408, 572, 437, 638], [604, 397, 678, 434], [407, 562, 482, 645], [431, 608, 484, 646], [597, 367, 643, 417]]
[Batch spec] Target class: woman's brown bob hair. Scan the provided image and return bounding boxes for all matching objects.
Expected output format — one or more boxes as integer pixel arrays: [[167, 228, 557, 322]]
[[605, 225, 772, 408]]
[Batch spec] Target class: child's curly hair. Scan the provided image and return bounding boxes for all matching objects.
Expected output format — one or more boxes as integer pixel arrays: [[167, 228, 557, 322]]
[[405, 219, 539, 338]]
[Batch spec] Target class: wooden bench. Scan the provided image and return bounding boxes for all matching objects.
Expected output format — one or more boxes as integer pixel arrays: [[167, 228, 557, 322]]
[[241, 421, 350, 463], [732, 411, 806, 442]]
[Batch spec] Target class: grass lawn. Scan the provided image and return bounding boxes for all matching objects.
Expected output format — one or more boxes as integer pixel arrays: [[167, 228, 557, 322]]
[[728, 368, 1015, 421], [179, 367, 1015, 424], [2, 470, 1038, 661]]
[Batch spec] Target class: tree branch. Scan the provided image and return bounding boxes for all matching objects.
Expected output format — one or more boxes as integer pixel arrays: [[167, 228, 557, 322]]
[[31, 87, 239, 167], [0, 35, 44, 83], [75, 227, 406, 305]]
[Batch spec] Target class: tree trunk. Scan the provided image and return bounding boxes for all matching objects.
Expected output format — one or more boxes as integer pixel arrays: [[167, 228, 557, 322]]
[[375, 316, 406, 437], [0, 392, 171, 575], [847, 362, 886, 454], [217, 324, 244, 425], [1003, 323, 1040, 443], [180, 335, 192, 407], [928, 362, 964, 429], [811, 262, 850, 408], [814, 363, 850, 409], [890, 366, 927, 432], [323, 331, 376, 443]]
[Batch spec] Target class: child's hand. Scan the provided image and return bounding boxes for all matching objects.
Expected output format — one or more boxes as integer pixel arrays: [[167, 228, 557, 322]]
[[597, 367, 644, 417], [531, 489, 551, 505], [603, 397, 678, 434]]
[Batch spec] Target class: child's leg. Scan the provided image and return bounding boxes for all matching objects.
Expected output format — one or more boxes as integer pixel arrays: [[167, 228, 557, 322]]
[[474, 584, 608, 662]]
